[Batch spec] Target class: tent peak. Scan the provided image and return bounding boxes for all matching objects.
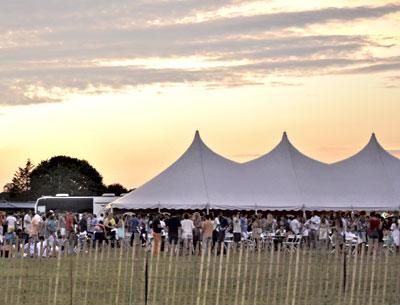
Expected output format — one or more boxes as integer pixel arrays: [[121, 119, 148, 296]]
[[193, 130, 202, 141], [368, 132, 379, 146], [281, 131, 290, 143]]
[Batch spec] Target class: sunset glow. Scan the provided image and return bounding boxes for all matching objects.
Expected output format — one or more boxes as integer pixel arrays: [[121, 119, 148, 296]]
[[0, 0, 399, 190]]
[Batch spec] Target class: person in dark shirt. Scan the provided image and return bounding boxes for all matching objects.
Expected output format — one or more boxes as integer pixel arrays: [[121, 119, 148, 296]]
[[166, 215, 181, 248], [78, 214, 88, 233], [217, 215, 228, 255]]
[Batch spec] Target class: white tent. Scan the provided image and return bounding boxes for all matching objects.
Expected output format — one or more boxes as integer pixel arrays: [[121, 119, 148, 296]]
[[323, 134, 400, 211], [111, 131, 400, 211], [111, 131, 251, 210], [241, 132, 331, 211]]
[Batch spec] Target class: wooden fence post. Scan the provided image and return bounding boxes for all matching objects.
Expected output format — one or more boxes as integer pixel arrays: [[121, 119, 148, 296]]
[[368, 245, 377, 305], [233, 244, 243, 305]]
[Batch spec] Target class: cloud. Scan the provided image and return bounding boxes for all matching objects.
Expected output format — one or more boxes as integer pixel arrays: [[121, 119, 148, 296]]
[[383, 75, 400, 88], [1, 1, 400, 105]]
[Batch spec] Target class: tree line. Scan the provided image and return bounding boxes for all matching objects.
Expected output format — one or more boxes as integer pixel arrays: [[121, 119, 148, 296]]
[[1, 156, 129, 201]]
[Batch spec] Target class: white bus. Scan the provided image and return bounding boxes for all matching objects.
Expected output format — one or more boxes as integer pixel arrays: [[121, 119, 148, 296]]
[[34, 193, 118, 215]]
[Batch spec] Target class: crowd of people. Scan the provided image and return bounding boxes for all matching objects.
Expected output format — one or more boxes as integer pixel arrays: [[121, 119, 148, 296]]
[[1, 209, 399, 257]]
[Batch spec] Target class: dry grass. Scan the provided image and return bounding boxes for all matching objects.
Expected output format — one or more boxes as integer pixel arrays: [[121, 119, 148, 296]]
[[0, 243, 399, 305]]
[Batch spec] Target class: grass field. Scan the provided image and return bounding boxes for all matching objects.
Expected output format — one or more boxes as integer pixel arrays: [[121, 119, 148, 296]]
[[0, 243, 399, 305]]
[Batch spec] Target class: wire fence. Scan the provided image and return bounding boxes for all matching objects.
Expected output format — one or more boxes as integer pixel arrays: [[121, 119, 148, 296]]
[[0, 240, 399, 305]]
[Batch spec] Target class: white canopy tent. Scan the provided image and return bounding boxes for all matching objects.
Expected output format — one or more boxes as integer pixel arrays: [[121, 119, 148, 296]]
[[112, 131, 251, 210], [111, 131, 400, 211]]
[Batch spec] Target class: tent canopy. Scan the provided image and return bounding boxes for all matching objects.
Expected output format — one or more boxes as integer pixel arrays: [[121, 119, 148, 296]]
[[111, 131, 400, 211]]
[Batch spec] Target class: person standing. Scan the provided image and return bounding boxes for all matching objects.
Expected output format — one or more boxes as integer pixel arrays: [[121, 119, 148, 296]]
[[152, 215, 162, 256], [45, 213, 58, 256], [211, 214, 220, 252], [251, 215, 262, 250], [202, 215, 214, 254], [5, 213, 17, 233], [390, 218, 400, 252], [240, 214, 249, 239], [65, 212, 77, 250], [368, 212, 382, 251], [116, 216, 126, 247], [290, 215, 301, 235], [78, 213, 88, 233], [307, 212, 321, 249], [319, 216, 330, 248], [30, 212, 43, 242], [356, 214, 368, 243], [232, 213, 242, 249], [93, 220, 106, 248], [181, 213, 194, 255], [58, 213, 66, 241], [192, 212, 202, 255], [23, 211, 32, 243], [217, 215, 229, 255], [165, 214, 181, 251], [129, 213, 140, 246]]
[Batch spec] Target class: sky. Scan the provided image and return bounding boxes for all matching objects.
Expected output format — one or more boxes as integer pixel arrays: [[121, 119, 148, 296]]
[[0, 0, 400, 190]]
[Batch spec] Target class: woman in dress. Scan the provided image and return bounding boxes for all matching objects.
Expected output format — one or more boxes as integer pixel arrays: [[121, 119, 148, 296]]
[[116, 216, 125, 247]]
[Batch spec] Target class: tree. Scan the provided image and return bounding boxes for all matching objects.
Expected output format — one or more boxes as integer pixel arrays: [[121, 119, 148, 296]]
[[105, 183, 128, 196], [29, 156, 106, 199], [4, 159, 35, 201]]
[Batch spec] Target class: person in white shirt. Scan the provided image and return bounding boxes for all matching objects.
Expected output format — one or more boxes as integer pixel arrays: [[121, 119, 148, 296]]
[[6, 214, 17, 232], [232, 213, 242, 248], [181, 213, 194, 255], [390, 219, 400, 250], [23, 211, 33, 242], [308, 212, 321, 249], [290, 216, 301, 235], [24, 211, 32, 234]]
